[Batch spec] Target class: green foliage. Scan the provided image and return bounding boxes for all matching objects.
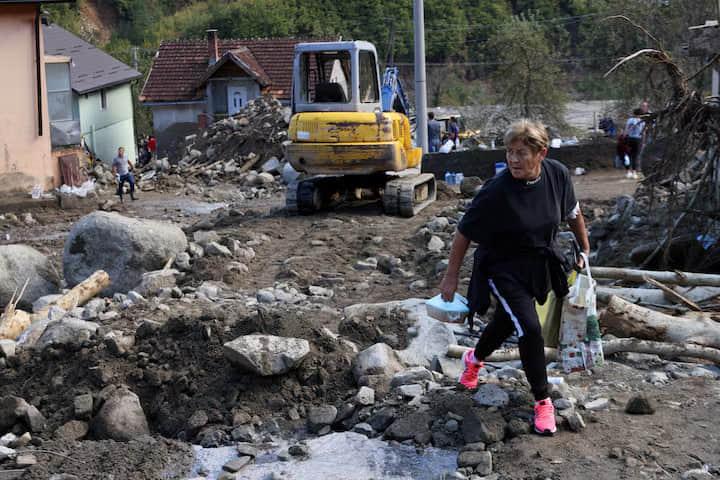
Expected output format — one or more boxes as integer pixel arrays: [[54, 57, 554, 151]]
[[486, 18, 568, 123]]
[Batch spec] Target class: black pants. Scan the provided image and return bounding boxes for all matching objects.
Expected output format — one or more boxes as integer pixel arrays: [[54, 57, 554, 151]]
[[473, 273, 549, 400], [626, 137, 641, 170]]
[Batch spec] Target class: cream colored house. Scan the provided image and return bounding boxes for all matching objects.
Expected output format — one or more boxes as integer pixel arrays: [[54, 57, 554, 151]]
[[0, 0, 73, 194]]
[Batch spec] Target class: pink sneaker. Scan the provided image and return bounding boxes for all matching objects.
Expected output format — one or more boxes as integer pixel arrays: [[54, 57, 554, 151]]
[[534, 398, 557, 435], [459, 350, 483, 390]]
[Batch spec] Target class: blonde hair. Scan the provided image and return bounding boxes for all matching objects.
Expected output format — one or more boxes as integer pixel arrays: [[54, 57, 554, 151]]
[[504, 119, 549, 153]]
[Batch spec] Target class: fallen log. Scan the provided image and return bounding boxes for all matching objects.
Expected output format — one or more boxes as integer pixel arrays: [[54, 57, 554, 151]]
[[596, 286, 720, 305], [0, 280, 31, 341], [446, 338, 720, 364], [591, 267, 720, 287], [600, 295, 720, 349], [35, 270, 110, 317]]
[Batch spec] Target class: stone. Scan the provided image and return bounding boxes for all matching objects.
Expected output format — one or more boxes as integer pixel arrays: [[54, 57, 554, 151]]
[[134, 270, 179, 296], [377, 255, 402, 274], [473, 384, 510, 408], [397, 384, 423, 399], [0, 433, 17, 447], [90, 386, 150, 441], [462, 410, 506, 444], [31, 294, 63, 313], [553, 398, 573, 410], [355, 387, 375, 406], [223, 456, 252, 473], [24, 404, 47, 432], [193, 230, 220, 246], [174, 252, 191, 271], [352, 343, 403, 381], [647, 371, 669, 384], [288, 443, 309, 457], [15, 453, 37, 467], [309, 286, 334, 299], [224, 335, 310, 376], [427, 217, 450, 232], [354, 258, 378, 271], [11, 432, 30, 448], [136, 320, 162, 339], [236, 443, 259, 458], [445, 419, 459, 433], [384, 412, 431, 441], [352, 422, 374, 437], [35, 319, 100, 351], [188, 242, 204, 259], [458, 451, 493, 476], [368, 407, 396, 432], [625, 395, 655, 415], [63, 212, 188, 296], [55, 420, 89, 441], [0, 245, 60, 309], [391, 367, 434, 387], [256, 172, 275, 185], [0, 340, 16, 359], [307, 405, 337, 433], [427, 236, 445, 253], [256, 289, 276, 303], [196, 282, 220, 300], [187, 410, 209, 432], [0, 446, 16, 461], [583, 398, 609, 411], [230, 425, 257, 443], [205, 241, 232, 257], [505, 418, 530, 437], [563, 411, 586, 432], [104, 331, 135, 356]]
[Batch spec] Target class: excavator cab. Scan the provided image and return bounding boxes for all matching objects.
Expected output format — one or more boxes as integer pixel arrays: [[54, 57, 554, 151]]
[[286, 41, 436, 217]]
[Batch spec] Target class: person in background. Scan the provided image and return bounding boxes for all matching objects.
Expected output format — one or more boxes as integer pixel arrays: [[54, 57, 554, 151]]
[[448, 117, 460, 150], [112, 147, 136, 202], [439, 119, 589, 436], [148, 135, 157, 163], [623, 108, 645, 179], [428, 112, 442, 153]]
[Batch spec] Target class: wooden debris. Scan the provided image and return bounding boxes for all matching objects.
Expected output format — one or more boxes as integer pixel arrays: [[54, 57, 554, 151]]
[[600, 295, 720, 349], [643, 276, 703, 311], [591, 267, 720, 287]]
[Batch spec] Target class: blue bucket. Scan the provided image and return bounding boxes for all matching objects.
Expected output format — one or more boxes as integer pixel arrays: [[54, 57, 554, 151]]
[[495, 162, 507, 175]]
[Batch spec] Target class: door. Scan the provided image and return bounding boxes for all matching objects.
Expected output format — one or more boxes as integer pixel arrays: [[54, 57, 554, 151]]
[[227, 86, 247, 115]]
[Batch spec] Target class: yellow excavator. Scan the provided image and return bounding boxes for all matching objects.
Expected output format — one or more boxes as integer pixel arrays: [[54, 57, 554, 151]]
[[285, 41, 436, 217]]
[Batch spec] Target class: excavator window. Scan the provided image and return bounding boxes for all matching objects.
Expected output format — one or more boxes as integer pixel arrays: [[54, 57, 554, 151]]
[[359, 51, 379, 103], [299, 51, 351, 103]]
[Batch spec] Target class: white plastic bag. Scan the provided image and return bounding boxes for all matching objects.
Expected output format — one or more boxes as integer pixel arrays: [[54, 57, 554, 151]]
[[439, 140, 454, 154]]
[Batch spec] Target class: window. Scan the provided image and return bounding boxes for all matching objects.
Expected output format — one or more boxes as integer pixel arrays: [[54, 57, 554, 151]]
[[299, 51, 351, 103], [46, 63, 73, 121], [359, 51, 379, 103], [100, 89, 107, 110]]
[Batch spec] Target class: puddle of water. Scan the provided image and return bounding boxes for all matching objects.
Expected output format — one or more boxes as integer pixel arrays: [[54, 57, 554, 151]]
[[189, 432, 457, 480]]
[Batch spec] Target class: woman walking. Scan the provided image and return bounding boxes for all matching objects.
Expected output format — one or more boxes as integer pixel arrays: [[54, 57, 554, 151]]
[[439, 119, 590, 435]]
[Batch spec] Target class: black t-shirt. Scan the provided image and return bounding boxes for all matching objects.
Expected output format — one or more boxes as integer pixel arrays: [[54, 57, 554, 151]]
[[458, 158, 577, 299]]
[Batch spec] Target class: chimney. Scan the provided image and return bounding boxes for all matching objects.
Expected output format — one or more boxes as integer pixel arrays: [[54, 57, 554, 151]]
[[207, 29, 219, 66]]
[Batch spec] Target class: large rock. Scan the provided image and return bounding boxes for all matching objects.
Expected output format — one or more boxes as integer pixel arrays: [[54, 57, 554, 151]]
[[63, 212, 188, 295], [223, 335, 310, 376], [0, 245, 59, 309], [461, 410, 507, 444], [352, 343, 404, 381], [35, 319, 100, 351], [90, 386, 150, 441], [0, 396, 30, 431]]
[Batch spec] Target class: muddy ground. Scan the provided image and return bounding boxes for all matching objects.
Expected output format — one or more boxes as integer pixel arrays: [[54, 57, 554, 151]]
[[4, 168, 716, 480]]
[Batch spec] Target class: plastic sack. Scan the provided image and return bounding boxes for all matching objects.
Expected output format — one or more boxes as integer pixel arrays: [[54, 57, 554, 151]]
[[559, 254, 601, 372], [425, 293, 469, 324], [439, 140, 454, 154], [537, 270, 576, 348]]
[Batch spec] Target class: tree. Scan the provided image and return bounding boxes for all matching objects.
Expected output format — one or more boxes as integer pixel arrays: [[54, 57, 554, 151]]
[[486, 18, 567, 123]]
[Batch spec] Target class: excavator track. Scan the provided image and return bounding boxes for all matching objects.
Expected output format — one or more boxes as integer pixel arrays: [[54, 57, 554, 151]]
[[286, 180, 322, 214], [382, 173, 437, 217]]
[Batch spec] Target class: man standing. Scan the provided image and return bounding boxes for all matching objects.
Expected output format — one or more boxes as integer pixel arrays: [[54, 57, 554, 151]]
[[112, 147, 136, 202], [428, 112, 442, 153]]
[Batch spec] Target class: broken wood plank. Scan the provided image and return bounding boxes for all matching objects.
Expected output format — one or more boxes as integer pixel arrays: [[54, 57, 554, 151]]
[[643, 276, 703, 311], [600, 295, 720, 349], [591, 266, 720, 287]]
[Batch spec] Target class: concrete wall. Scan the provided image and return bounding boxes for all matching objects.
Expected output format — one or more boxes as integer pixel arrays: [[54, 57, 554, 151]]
[[0, 5, 58, 193], [79, 83, 137, 164], [150, 102, 205, 157], [422, 138, 616, 179]]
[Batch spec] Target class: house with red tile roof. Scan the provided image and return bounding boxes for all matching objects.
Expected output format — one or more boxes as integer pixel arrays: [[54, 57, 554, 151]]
[[140, 30, 325, 155]]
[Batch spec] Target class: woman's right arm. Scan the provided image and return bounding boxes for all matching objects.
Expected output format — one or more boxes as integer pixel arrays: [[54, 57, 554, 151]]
[[439, 230, 471, 301]]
